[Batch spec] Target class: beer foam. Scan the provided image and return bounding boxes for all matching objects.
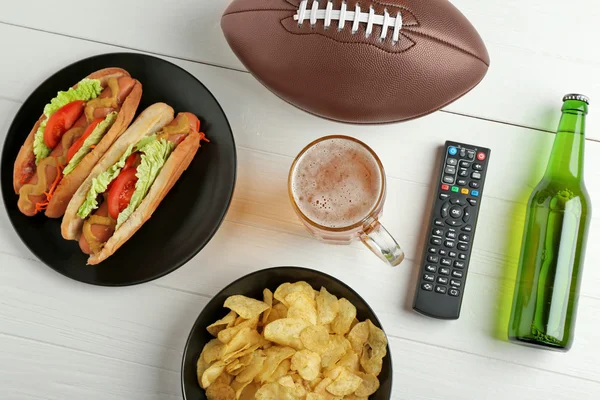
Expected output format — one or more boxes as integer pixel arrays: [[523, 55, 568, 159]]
[[291, 138, 382, 229]]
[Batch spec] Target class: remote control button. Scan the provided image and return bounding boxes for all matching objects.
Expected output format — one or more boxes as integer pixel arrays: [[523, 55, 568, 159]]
[[424, 274, 435, 282], [473, 163, 483, 171], [459, 234, 470, 242], [469, 181, 480, 189], [445, 165, 456, 174], [458, 168, 469, 177], [459, 148, 466, 157], [458, 253, 467, 260], [448, 147, 458, 156], [462, 225, 473, 232], [444, 240, 455, 248], [462, 208, 471, 223], [446, 158, 458, 166], [446, 219, 463, 227], [437, 276, 449, 284], [428, 247, 437, 254], [461, 188, 469, 195], [452, 270, 464, 278], [454, 261, 465, 269], [471, 190, 480, 197], [467, 150, 475, 160], [449, 288, 460, 297], [439, 249, 448, 256], [467, 198, 477, 206], [441, 258, 451, 266], [434, 219, 445, 227], [443, 175, 454, 184], [422, 283, 434, 291], [432, 228, 444, 237], [428, 255, 439, 263], [440, 193, 450, 200], [458, 243, 469, 251], [471, 172, 482, 180], [449, 251, 457, 258], [441, 184, 450, 191], [435, 285, 447, 294], [476, 151, 486, 161], [459, 160, 470, 168], [450, 279, 462, 288], [446, 231, 457, 240], [439, 267, 450, 275], [441, 203, 451, 218], [457, 179, 467, 186], [451, 186, 459, 193], [449, 198, 465, 206], [425, 265, 437, 273], [449, 206, 463, 219], [431, 237, 442, 246]]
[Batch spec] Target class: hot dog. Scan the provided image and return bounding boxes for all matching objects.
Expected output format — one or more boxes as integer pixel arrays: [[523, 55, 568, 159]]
[[62, 103, 208, 264], [13, 68, 142, 217]]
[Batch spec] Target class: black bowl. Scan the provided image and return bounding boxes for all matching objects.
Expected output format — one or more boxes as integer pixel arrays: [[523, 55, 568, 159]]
[[1, 53, 236, 286], [181, 266, 392, 399]]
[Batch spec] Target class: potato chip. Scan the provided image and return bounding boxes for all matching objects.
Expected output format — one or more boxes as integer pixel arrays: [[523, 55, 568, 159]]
[[325, 368, 362, 396], [207, 311, 237, 336], [236, 350, 266, 383], [346, 321, 369, 355], [255, 346, 295, 383], [331, 298, 356, 336], [354, 372, 380, 397], [230, 378, 251, 400], [343, 395, 368, 400], [306, 394, 327, 400], [321, 335, 350, 368], [203, 338, 225, 364], [300, 325, 329, 353], [220, 327, 263, 362], [262, 289, 274, 326], [206, 383, 235, 400], [214, 371, 233, 386], [316, 287, 339, 324], [218, 317, 259, 344], [274, 282, 316, 307], [277, 375, 295, 389], [264, 318, 310, 349], [266, 358, 291, 383], [291, 349, 321, 381], [238, 381, 260, 400], [255, 382, 298, 400], [226, 359, 244, 375], [360, 320, 387, 376], [224, 295, 270, 320], [313, 377, 333, 394], [337, 350, 360, 372], [286, 292, 318, 325], [202, 361, 226, 389], [197, 355, 210, 386]]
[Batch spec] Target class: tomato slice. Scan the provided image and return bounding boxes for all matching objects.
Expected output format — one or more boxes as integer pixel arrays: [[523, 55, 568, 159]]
[[44, 100, 85, 149], [107, 167, 138, 220], [66, 118, 104, 163], [124, 153, 141, 169]]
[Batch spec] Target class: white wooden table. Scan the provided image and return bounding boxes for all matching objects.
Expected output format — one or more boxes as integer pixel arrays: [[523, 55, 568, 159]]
[[1, 1, 600, 399]]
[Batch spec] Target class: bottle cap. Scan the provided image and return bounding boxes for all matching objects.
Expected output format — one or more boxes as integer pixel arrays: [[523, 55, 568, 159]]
[[563, 94, 590, 105]]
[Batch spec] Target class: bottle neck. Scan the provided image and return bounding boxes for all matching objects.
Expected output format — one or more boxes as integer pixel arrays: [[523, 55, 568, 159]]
[[544, 101, 587, 181]]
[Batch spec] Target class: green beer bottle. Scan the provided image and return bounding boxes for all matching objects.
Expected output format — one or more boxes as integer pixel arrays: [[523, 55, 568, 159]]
[[508, 94, 592, 351]]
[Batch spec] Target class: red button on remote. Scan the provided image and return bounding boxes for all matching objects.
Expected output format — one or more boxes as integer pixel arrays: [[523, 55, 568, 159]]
[[441, 184, 450, 191], [476, 152, 486, 161]]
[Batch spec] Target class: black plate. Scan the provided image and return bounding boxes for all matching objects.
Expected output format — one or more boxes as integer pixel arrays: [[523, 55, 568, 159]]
[[181, 267, 393, 399], [1, 53, 236, 286]]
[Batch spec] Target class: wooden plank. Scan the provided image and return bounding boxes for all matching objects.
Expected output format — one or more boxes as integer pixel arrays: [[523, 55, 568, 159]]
[[1, 1, 599, 136]]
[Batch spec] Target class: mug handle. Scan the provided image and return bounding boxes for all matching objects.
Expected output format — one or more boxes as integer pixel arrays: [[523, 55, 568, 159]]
[[360, 220, 405, 266]]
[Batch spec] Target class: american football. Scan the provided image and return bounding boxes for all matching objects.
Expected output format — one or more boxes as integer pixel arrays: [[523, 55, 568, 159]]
[[221, 0, 490, 124]]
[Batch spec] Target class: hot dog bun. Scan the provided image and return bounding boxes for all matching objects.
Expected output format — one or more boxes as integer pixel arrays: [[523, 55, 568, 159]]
[[13, 68, 133, 195], [61, 102, 175, 241], [88, 131, 200, 264]]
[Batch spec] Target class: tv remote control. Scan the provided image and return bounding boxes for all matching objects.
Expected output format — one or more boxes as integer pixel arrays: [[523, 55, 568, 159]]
[[413, 141, 491, 319]]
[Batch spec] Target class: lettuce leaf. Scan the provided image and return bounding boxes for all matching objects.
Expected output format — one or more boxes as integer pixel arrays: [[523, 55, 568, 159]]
[[63, 112, 117, 176], [33, 78, 103, 164], [116, 137, 173, 229], [76, 143, 136, 219]]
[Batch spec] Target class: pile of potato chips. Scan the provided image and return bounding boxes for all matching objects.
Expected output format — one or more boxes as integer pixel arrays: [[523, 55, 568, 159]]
[[197, 281, 388, 400]]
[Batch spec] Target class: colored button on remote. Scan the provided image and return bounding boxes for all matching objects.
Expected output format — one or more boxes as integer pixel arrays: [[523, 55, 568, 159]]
[[448, 146, 458, 156], [471, 190, 480, 197]]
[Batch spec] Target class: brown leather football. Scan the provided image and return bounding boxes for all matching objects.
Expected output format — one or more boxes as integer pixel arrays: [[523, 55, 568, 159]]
[[221, 0, 489, 124]]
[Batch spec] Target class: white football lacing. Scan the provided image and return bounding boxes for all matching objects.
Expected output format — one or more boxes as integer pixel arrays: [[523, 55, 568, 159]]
[[294, 0, 403, 43]]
